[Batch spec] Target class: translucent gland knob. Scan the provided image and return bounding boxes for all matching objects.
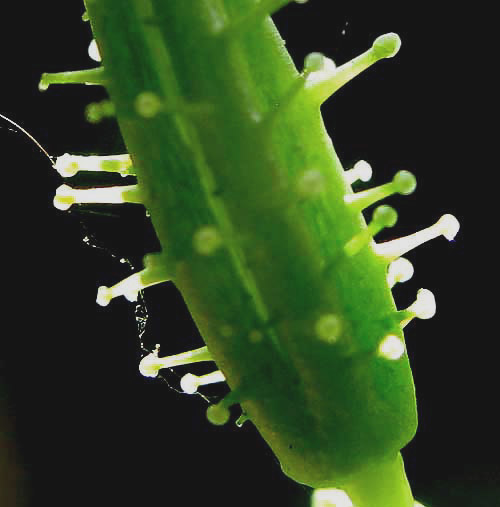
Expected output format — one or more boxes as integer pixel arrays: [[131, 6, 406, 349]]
[[315, 314, 342, 344], [206, 403, 231, 426], [193, 225, 223, 256], [304, 52, 326, 73], [373, 204, 398, 228], [344, 170, 416, 211], [372, 33, 401, 59], [392, 170, 416, 195], [344, 205, 397, 256]]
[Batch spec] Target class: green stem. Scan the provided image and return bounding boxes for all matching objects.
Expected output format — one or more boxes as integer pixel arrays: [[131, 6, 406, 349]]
[[342, 453, 414, 507]]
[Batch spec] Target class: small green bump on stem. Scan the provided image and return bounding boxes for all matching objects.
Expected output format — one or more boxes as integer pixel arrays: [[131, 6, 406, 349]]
[[219, 324, 234, 338], [134, 91, 163, 118], [296, 169, 326, 197], [133, 90, 214, 119], [248, 329, 264, 343], [315, 314, 342, 344], [192, 225, 223, 256]]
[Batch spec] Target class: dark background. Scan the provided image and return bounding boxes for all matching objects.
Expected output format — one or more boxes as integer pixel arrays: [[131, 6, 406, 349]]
[[1, 1, 496, 506]]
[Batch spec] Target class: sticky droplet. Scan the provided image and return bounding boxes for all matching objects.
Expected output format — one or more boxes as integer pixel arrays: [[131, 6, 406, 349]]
[[88, 39, 101, 62]]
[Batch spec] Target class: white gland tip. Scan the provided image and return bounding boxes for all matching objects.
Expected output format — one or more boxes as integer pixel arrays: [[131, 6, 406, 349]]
[[312, 488, 353, 507], [412, 288, 436, 320], [387, 257, 414, 287], [53, 184, 75, 210], [54, 153, 79, 177], [378, 334, 405, 360], [438, 214, 460, 241], [139, 354, 160, 378], [354, 160, 372, 182], [96, 286, 112, 307], [124, 290, 139, 303], [180, 373, 199, 394], [345, 160, 373, 185]]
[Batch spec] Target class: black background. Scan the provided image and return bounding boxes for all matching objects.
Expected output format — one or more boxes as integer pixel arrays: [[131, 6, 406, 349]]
[[1, 1, 497, 506]]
